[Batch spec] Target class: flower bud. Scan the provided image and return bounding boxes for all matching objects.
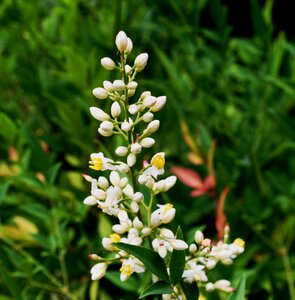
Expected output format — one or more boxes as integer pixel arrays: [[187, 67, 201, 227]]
[[131, 201, 139, 212], [115, 146, 128, 156], [125, 38, 133, 54], [117, 163, 129, 173], [164, 176, 177, 192], [103, 80, 113, 91], [92, 188, 106, 200], [92, 87, 108, 99], [151, 96, 167, 112], [115, 31, 128, 52], [90, 107, 110, 121], [142, 112, 154, 122], [189, 244, 197, 254], [88, 254, 101, 261], [100, 121, 113, 131], [111, 101, 121, 118], [127, 153, 136, 167], [98, 177, 109, 189], [202, 238, 211, 247], [128, 104, 139, 115], [121, 119, 132, 132], [147, 120, 160, 133], [125, 64, 132, 74], [101, 57, 116, 70], [194, 230, 204, 244], [110, 171, 120, 186], [142, 227, 152, 236], [133, 192, 144, 202], [83, 196, 97, 206], [119, 177, 128, 189], [90, 263, 107, 281], [131, 143, 142, 154], [206, 283, 215, 292], [134, 53, 148, 72], [138, 174, 148, 184], [143, 96, 157, 108], [127, 81, 138, 89], [133, 217, 143, 229], [113, 80, 125, 91], [140, 137, 155, 148], [171, 239, 188, 250], [98, 127, 113, 137]]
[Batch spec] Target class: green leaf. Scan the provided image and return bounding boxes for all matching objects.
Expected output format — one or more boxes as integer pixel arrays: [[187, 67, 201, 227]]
[[139, 281, 173, 298], [169, 227, 186, 284], [115, 242, 170, 282], [0, 182, 10, 205], [105, 271, 138, 292], [180, 280, 199, 300], [0, 113, 17, 143], [227, 274, 246, 300]]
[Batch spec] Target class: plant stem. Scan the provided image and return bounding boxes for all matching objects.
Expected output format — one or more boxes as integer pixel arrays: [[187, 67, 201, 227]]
[[281, 247, 295, 300]]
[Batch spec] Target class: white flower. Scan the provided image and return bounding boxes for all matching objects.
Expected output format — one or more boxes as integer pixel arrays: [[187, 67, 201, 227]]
[[152, 238, 173, 258], [132, 192, 144, 202], [90, 263, 107, 280], [127, 81, 138, 89], [100, 121, 114, 131], [130, 143, 142, 154], [115, 146, 128, 156], [98, 127, 113, 137], [92, 87, 108, 99], [128, 104, 139, 115], [103, 80, 113, 91], [153, 176, 177, 194], [134, 53, 148, 72], [102, 233, 121, 251], [194, 231, 204, 244], [120, 257, 145, 281], [142, 112, 154, 122], [97, 186, 122, 216], [83, 195, 97, 206], [89, 152, 115, 171], [143, 152, 165, 179], [97, 176, 109, 189], [121, 119, 133, 132], [90, 107, 110, 121], [182, 261, 208, 283], [151, 96, 166, 112], [101, 57, 116, 70], [127, 153, 136, 167], [143, 96, 157, 108], [116, 31, 128, 52], [140, 137, 155, 148], [113, 80, 125, 91], [150, 203, 176, 227], [117, 162, 129, 173], [214, 280, 235, 292], [146, 120, 160, 133], [125, 38, 133, 54]]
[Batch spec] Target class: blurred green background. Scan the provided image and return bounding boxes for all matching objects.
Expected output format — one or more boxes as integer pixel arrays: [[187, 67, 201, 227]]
[[0, 0, 294, 299]]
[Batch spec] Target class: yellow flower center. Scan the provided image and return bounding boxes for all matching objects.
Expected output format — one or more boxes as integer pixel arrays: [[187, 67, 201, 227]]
[[152, 154, 165, 170], [164, 204, 173, 212], [234, 238, 245, 248], [120, 263, 133, 276], [89, 157, 103, 171], [110, 233, 121, 243]]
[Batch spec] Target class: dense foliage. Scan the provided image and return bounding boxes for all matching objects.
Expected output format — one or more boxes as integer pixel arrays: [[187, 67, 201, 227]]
[[0, 0, 294, 299]]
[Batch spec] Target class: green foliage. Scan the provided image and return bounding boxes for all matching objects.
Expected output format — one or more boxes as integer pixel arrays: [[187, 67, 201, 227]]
[[0, 0, 294, 299]]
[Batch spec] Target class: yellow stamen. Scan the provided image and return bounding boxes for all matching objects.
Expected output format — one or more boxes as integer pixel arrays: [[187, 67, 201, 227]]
[[152, 154, 165, 169], [164, 204, 173, 212], [120, 264, 133, 277], [233, 238, 245, 248], [89, 157, 103, 171], [110, 233, 121, 243]]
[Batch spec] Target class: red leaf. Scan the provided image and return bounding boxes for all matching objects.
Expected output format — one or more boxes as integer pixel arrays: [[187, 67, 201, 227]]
[[171, 166, 204, 188], [190, 189, 208, 197], [204, 173, 216, 189], [215, 187, 230, 239]]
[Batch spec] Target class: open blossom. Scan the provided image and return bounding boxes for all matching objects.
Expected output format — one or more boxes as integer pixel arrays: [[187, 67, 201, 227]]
[[182, 261, 208, 283], [144, 152, 165, 179], [97, 186, 122, 216], [89, 152, 115, 171], [151, 203, 176, 227], [120, 257, 145, 281]]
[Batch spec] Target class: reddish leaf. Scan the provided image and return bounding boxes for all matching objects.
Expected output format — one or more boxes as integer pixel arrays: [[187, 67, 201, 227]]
[[171, 166, 203, 189], [204, 173, 216, 189], [190, 189, 208, 197], [215, 187, 230, 239]]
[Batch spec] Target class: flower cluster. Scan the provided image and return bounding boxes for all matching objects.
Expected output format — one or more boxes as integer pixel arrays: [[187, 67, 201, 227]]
[[84, 31, 244, 298]]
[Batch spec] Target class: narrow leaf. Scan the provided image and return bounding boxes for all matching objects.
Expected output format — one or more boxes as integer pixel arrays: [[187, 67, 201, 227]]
[[227, 274, 246, 300], [180, 280, 199, 300], [140, 281, 173, 298], [115, 242, 170, 282], [169, 227, 186, 284]]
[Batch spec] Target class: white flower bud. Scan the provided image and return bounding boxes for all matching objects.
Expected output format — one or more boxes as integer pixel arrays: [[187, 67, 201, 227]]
[[131, 143, 142, 154], [147, 120, 160, 133], [170, 239, 188, 250], [189, 244, 197, 254], [90, 263, 107, 281], [115, 146, 128, 156], [125, 64, 132, 74], [131, 201, 139, 212], [128, 104, 139, 115], [206, 283, 215, 292], [83, 196, 97, 205], [142, 112, 154, 122], [92, 188, 106, 200], [206, 259, 217, 269], [90, 107, 110, 121], [133, 192, 144, 202], [98, 127, 113, 137], [153, 180, 166, 194], [119, 177, 128, 189], [133, 217, 143, 229], [151, 96, 167, 112], [221, 258, 233, 265], [138, 174, 148, 184], [121, 120, 131, 132], [110, 171, 120, 186], [163, 176, 177, 191], [141, 91, 151, 99], [103, 80, 113, 91], [143, 96, 157, 108], [202, 238, 211, 247], [113, 80, 125, 91], [127, 153, 136, 167], [117, 163, 129, 173], [92, 88, 108, 99], [125, 38, 133, 54], [134, 53, 148, 72], [160, 228, 175, 239], [98, 177, 109, 189], [127, 81, 138, 89], [112, 224, 127, 234], [101, 57, 116, 70], [111, 101, 121, 118], [115, 31, 128, 52], [194, 231, 204, 244], [100, 121, 113, 131], [140, 137, 155, 148], [142, 227, 152, 236]]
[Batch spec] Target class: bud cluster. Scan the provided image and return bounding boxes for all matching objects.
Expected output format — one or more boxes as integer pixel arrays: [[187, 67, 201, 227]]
[[84, 31, 244, 298]]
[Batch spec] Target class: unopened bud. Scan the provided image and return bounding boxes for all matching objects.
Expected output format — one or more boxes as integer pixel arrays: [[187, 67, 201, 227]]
[[101, 57, 116, 70], [90, 107, 110, 121], [115, 31, 128, 52], [134, 53, 148, 72], [98, 127, 113, 137], [194, 231, 204, 244], [115, 146, 128, 156], [128, 104, 139, 115], [113, 80, 125, 91], [147, 120, 160, 133], [125, 38, 133, 54], [111, 102, 121, 118], [88, 254, 101, 261], [121, 121, 131, 132], [189, 244, 197, 254], [140, 137, 155, 148], [143, 96, 157, 108], [131, 143, 142, 154], [100, 121, 113, 131], [127, 153, 136, 167], [151, 96, 167, 112], [92, 87, 108, 99], [142, 112, 154, 122]]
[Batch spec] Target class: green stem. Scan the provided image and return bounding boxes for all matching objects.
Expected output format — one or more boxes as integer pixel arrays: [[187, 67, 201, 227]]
[[281, 247, 295, 300]]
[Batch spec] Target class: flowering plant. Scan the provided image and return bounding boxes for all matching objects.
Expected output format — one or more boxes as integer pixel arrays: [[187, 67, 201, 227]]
[[84, 31, 245, 299]]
